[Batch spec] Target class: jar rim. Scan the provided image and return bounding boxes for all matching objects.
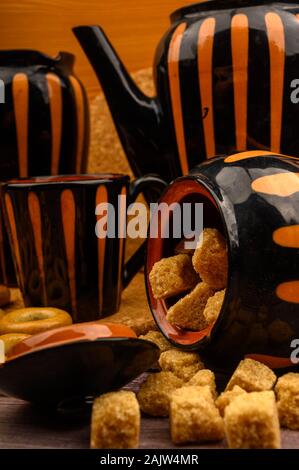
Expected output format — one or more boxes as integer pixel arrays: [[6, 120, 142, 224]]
[[145, 175, 235, 350]]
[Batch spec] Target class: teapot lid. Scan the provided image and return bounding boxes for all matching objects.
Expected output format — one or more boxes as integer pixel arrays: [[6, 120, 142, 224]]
[[0, 50, 74, 70], [171, 0, 298, 22]]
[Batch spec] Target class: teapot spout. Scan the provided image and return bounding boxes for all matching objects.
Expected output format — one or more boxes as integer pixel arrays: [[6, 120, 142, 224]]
[[73, 25, 162, 178]]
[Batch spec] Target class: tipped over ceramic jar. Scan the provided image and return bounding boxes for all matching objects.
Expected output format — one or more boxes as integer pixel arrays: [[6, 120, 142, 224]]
[[146, 151, 299, 371]]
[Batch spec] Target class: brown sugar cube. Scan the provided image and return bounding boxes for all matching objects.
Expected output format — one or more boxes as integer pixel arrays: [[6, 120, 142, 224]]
[[149, 254, 199, 300], [187, 369, 217, 398], [225, 358, 277, 392], [215, 386, 247, 417], [166, 282, 215, 331], [192, 228, 228, 289], [159, 349, 205, 381], [224, 391, 281, 449], [170, 385, 224, 444], [90, 391, 140, 449], [139, 330, 172, 353], [177, 363, 205, 382], [275, 373, 299, 430], [159, 349, 202, 370], [137, 371, 183, 417], [203, 289, 225, 325]]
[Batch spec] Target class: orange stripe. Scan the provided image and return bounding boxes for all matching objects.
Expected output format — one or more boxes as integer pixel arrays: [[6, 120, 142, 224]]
[[28, 192, 46, 303], [46, 73, 62, 175], [61, 189, 77, 317], [198, 17, 216, 158], [276, 280, 299, 303], [69, 76, 85, 173], [252, 172, 299, 197], [12, 73, 29, 178], [265, 12, 285, 153], [95, 185, 108, 313], [4, 194, 23, 290], [168, 22, 188, 175], [246, 353, 293, 369], [225, 149, 292, 163], [273, 225, 299, 248], [231, 14, 249, 151], [117, 186, 127, 300]]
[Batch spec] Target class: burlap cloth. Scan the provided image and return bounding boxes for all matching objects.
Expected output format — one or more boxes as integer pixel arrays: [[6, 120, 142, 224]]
[[3, 68, 157, 336]]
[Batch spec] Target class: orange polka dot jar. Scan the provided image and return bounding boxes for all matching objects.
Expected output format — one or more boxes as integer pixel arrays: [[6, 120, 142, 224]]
[[146, 151, 299, 371]]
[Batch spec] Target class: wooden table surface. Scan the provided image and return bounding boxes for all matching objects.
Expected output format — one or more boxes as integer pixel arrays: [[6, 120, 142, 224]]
[[0, 374, 298, 449]]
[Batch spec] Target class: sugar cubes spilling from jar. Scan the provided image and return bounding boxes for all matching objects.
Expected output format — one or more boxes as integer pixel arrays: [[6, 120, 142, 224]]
[[149, 228, 228, 331]]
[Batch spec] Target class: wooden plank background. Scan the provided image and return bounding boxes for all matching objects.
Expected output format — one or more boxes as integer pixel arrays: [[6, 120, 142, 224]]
[[0, 0, 187, 101]]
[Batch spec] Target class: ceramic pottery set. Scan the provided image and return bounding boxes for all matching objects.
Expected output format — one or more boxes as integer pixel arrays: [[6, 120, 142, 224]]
[[1, 1, 299, 407]]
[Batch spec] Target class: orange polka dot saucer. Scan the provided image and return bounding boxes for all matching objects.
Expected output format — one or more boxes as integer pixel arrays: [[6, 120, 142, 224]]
[[0, 322, 159, 409]]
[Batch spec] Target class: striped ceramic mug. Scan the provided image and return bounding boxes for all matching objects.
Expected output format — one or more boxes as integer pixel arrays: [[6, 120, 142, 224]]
[[0, 50, 89, 285], [2, 174, 166, 321]]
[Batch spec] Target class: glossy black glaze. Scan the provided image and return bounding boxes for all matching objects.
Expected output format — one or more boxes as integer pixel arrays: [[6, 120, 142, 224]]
[[0, 50, 89, 285], [146, 151, 299, 370], [0, 338, 159, 407], [74, 1, 299, 180], [3, 174, 166, 321]]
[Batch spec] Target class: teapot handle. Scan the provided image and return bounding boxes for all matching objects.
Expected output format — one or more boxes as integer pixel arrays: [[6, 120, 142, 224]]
[[122, 175, 167, 288]]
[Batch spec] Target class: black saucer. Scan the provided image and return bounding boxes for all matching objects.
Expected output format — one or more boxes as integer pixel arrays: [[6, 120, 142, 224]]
[[0, 337, 159, 408]]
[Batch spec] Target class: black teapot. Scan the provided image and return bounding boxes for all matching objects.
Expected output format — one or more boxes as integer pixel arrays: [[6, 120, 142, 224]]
[[74, 0, 299, 182]]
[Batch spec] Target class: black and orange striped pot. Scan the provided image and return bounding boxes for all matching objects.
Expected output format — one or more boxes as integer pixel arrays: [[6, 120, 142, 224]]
[[0, 50, 89, 285], [146, 151, 299, 371], [74, 0, 299, 183], [2, 174, 166, 322]]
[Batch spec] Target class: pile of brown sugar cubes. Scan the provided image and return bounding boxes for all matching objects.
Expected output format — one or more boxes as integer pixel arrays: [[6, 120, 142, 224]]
[[89, 229, 299, 449], [91, 354, 299, 449]]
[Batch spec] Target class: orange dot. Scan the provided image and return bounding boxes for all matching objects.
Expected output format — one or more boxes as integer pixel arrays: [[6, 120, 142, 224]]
[[273, 225, 299, 248], [276, 281, 299, 303], [224, 150, 283, 163], [252, 172, 299, 197]]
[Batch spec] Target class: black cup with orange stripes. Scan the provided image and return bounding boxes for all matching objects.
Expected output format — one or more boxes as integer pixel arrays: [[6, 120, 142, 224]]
[[146, 151, 299, 371], [0, 50, 89, 286], [2, 174, 166, 322]]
